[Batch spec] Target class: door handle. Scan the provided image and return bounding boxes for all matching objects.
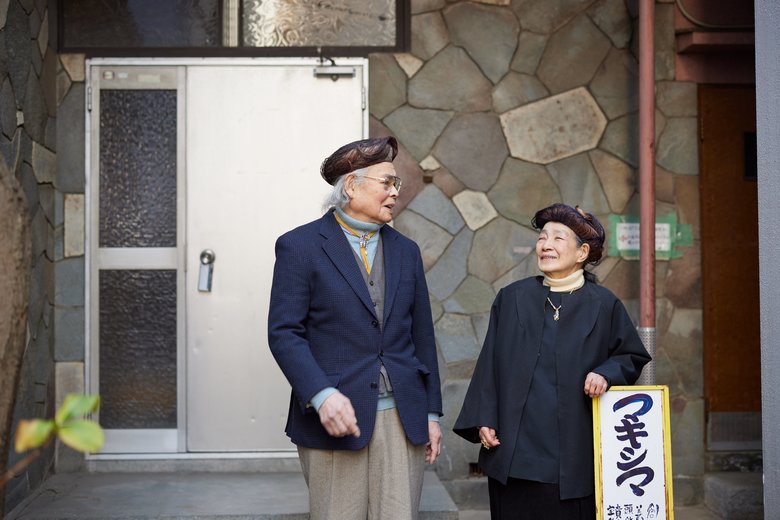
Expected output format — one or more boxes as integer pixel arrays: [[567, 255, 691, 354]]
[[198, 249, 216, 292]]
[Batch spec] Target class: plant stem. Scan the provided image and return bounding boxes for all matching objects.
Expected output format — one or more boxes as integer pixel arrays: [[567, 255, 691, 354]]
[[0, 438, 53, 489]]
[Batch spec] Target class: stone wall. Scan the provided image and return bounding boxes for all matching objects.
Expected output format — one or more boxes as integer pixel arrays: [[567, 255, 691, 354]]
[[369, 0, 704, 506], [51, 51, 87, 477], [1, 0, 57, 513], [1, 0, 87, 512]]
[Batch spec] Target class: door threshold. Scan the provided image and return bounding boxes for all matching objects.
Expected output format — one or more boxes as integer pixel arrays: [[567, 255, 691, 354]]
[[86, 452, 301, 473]]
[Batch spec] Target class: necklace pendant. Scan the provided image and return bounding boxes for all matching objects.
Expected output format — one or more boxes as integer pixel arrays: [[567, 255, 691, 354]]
[[359, 236, 368, 249], [546, 296, 562, 322]]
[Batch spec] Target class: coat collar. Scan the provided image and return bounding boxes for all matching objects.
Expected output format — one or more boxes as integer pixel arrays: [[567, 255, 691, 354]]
[[514, 277, 600, 341], [320, 211, 401, 320]]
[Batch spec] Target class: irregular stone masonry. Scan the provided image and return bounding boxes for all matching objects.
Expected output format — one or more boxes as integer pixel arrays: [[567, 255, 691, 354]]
[[373, 0, 703, 505]]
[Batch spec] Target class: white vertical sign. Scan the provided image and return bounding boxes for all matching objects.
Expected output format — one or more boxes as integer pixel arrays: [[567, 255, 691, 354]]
[[594, 386, 674, 520]]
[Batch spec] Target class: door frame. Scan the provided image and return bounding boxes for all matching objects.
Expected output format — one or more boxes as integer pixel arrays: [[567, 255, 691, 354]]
[[85, 63, 186, 455], [84, 57, 369, 459]]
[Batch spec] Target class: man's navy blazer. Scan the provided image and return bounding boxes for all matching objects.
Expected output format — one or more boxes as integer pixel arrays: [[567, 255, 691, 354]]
[[268, 210, 443, 450]]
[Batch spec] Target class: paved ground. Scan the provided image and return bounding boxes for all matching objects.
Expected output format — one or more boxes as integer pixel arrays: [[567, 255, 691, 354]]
[[6, 472, 458, 519], [6, 471, 724, 520]]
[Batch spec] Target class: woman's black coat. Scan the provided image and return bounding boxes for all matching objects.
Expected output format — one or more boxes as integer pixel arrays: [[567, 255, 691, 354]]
[[453, 276, 651, 499]]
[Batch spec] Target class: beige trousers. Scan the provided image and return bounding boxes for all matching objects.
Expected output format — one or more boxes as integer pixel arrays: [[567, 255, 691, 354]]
[[298, 407, 426, 520]]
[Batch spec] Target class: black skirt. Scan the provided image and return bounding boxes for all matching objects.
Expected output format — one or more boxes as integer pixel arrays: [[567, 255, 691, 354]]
[[488, 477, 596, 520]]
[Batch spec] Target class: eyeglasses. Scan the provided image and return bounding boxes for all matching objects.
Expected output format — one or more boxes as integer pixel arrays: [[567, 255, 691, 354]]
[[363, 175, 402, 192]]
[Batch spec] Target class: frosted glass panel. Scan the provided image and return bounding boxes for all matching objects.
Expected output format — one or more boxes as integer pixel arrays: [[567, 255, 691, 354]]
[[243, 0, 396, 47], [99, 270, 177, 429], [62, 0, 219, 48], [99, 90, 177, 248]]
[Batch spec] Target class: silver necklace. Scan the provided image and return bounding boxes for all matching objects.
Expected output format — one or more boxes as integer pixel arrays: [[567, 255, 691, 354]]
[[546, 297, 562, 321]]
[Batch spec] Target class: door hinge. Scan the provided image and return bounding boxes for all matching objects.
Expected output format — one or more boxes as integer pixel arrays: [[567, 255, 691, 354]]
[[87, 86, 93, 112], [362, 86, 367, 111]]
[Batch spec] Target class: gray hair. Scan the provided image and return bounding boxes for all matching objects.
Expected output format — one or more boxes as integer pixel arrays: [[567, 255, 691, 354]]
[[322, 168, 367, 213]]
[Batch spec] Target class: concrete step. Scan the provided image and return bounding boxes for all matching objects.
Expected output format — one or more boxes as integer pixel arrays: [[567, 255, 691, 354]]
[[704, 472, 763, 520], [7, 471, 458, 519], [451, 486, 728, 520], [442, 477, 489, 511], [456, 505, 724, 520]]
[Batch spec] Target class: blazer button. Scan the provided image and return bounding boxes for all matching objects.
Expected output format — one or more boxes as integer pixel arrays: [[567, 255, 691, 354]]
[[371, 320, 378, 327], [379, 350, 384, 357], [370, 382, 378, 389]]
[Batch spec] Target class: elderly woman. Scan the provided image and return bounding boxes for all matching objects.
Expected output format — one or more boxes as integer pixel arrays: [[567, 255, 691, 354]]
[[453, 203, 651, 520], [268, 136, 442, 520]]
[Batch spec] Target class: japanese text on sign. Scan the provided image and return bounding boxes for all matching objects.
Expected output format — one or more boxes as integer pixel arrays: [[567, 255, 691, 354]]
[[607, 214, 693, 260], [615, 223, 671, 252], [594, 386, 674, 520]]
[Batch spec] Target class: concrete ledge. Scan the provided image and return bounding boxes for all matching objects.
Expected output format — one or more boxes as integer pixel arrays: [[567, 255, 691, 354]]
[[672, 475, 704, 506], [85, 456, 303, 474], [704, 472, 763, 520], [420, 471, 460, 519], [7, 471, 457, 519], [442, 477, 489, 511]]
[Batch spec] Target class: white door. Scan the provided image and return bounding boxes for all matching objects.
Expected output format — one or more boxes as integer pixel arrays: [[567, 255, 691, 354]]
[[185, 63, 366, 451], [89, 59, 366, 453]]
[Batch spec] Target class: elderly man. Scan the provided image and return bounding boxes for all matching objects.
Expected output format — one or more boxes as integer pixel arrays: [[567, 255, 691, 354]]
[[268, 136, 442, 520]]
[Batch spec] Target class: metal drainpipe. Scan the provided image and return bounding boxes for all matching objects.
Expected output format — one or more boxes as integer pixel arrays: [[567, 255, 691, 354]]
[[637, 0, 657, 385]]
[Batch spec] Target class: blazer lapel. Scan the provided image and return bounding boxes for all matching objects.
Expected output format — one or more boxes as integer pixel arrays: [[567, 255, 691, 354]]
[[320, 213, 377, 317], [382, 226, 401, 324]]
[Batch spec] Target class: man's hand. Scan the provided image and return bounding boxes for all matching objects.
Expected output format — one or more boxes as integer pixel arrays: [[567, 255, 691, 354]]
[[426, 421, 442, 464], [318, 392, 360, 438]]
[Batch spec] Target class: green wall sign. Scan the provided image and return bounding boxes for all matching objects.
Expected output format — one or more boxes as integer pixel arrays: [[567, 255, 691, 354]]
[[607, 214, 693, 260]]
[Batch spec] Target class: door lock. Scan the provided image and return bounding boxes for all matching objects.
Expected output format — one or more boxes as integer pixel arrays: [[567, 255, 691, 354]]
[[198, 249, 216, 292]]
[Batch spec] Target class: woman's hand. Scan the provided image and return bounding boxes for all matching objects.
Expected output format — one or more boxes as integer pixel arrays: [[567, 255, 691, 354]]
[[426, 421, 442, 464], [478, 426, 500, 449], [584, 372, 609, 397], [318, 392, 361, 438]]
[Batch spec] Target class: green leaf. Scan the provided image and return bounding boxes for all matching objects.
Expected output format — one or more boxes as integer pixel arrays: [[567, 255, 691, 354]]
[[15, 419, 55, 452], [58, 420, 105, 453], [55, 394, 101, 427]]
